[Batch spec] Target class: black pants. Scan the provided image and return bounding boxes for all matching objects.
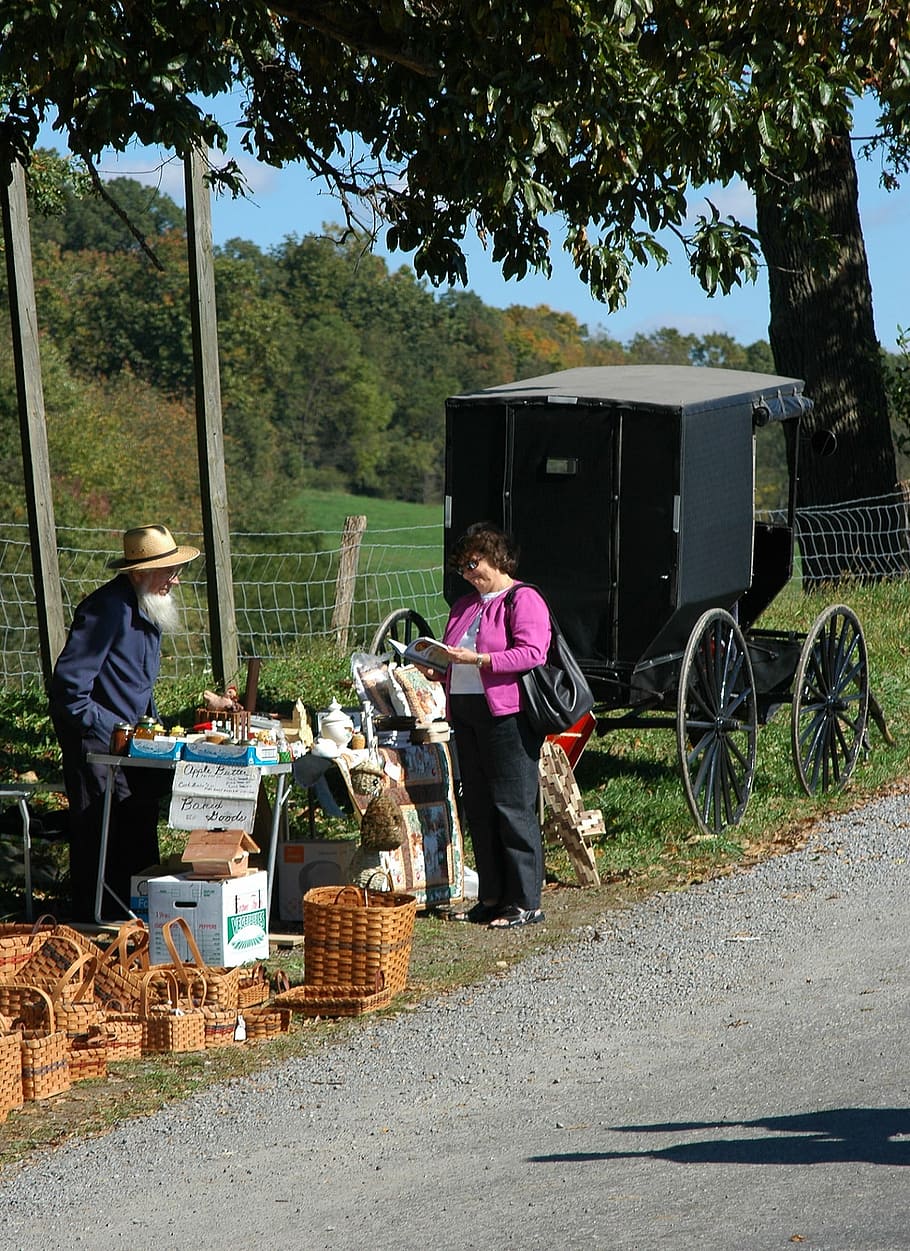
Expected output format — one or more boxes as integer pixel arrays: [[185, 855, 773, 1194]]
[[449, 695, 544, 911], [52, 719, 170, 920]]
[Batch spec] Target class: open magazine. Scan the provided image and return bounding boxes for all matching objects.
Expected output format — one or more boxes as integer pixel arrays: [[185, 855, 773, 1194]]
[[387, 636, 458, 673]]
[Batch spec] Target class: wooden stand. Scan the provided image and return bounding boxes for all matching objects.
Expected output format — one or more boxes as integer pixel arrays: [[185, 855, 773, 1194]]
[[538, 739, 603, 886]]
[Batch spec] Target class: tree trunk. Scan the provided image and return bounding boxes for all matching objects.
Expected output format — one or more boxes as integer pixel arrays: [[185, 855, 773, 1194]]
[[755, 132, 907, 584]]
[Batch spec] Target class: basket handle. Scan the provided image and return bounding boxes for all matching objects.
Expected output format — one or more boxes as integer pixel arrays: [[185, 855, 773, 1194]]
[[48, 951, 98, 1005], [363, 870, 395, 894], [161, 916, 207, 971], [15, 984, 56, 1034], [139, 967, 180, 1016], [329, 885, 369, 906], [101, 920, 150, 974]]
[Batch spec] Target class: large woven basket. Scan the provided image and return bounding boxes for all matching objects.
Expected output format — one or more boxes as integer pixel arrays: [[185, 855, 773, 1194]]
[[10, 934, 96, 1002], [302, 882, 417, 996]]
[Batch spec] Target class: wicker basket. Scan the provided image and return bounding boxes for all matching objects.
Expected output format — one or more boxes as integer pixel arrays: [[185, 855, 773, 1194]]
[[0, 914, 55, 979], [140, 971, 206, 1054], [68, 1025, 108, 1083], [202, 1006, 239, 1049], [273, 978, 393, 1018], [89, 921, 151, 1010], [0, 1026, 24, 1123], [241, 1005, 292, 1040], [302, 883, 417, 996], [104, 1007, 144, 1062], [155, 918, 243, 1012], [16, 987, 71, 1101], [10, 934, 96, 1002], [236, 965, 271, 1010]]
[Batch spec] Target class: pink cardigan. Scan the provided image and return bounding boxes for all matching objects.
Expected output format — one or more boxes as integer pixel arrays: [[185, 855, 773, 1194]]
[[442, 583, 551, 717]]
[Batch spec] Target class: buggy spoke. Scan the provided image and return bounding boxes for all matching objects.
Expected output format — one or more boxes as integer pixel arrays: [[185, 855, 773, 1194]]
[[792, 605, 869, 796], [678, 609, 756, 836]]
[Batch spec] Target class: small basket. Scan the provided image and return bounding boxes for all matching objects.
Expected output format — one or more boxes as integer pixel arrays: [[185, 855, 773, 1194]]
[[68, 1026, 108, 1083], [236, 964, 271, 1010], [302, 882, 417, 996], [202, 1006, 239, 1049], [104, 1006, 143, 1062], [0, 1026, 24, 1123], [140, 971, 206, 1055], [16, 987, 70, 1101], [241, 1005, 292, 1040]]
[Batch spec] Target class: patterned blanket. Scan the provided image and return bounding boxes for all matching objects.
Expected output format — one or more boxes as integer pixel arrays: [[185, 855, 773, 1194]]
[[343, 742, 464, 909]]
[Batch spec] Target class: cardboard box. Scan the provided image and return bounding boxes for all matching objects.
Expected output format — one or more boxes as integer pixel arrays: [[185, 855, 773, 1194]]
[[148, 870, 269, 966], [182, 741, 257, 766], [277, 841, 357, 923], [129, 736, 183, 761], [130, 863, 169, 923]]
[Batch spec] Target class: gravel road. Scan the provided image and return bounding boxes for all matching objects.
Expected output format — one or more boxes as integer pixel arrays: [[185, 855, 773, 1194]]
[[2, 788, 909, 1251]]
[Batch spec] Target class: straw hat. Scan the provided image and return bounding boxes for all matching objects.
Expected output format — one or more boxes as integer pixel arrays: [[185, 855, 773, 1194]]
[[108, 524, 200, 572]]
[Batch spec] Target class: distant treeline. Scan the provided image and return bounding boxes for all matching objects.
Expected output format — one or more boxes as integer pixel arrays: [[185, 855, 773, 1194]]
[[1, 160, 902, 532]]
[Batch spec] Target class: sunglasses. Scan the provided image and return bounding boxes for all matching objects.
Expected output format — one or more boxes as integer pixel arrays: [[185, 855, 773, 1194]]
[[457, 558, 480, 575]]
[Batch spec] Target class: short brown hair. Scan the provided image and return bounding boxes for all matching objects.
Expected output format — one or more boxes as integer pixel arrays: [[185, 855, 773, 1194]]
[[448, 522, 520, 575]]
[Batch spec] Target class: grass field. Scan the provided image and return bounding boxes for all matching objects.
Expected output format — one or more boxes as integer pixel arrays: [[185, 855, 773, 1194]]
[[293, 489, 443, 548]]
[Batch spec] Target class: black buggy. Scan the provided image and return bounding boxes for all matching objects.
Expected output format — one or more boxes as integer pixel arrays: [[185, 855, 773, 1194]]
[[377, 365, 871, 836]]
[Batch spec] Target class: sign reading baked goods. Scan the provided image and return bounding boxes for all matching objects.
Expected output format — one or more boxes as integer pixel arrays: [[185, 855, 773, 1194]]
[[168, 761, 260, 830]]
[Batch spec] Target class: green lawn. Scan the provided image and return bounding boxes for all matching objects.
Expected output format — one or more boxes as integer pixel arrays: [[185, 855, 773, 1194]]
[[293, 489, 443, 539]]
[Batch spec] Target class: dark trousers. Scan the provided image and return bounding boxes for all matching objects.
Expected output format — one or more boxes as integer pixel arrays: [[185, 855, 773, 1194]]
[[52, 718, 169, 920], [449, 695, 544, 911]]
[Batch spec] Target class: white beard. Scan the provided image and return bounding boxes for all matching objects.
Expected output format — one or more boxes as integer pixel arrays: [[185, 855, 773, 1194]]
[[137, 587, 182, 635]]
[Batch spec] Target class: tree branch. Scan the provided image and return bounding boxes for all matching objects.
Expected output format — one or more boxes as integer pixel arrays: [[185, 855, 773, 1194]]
[[266, 1, 440, 77]]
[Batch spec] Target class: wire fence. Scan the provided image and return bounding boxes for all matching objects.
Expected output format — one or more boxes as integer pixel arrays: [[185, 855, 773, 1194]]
[[2, 489, 909, 687], [0, 522, 449, 686]]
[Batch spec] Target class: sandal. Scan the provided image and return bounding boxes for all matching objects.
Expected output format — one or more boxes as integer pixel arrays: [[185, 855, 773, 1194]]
[[488, 906, 545, 929], [443, 901, 500, 924]]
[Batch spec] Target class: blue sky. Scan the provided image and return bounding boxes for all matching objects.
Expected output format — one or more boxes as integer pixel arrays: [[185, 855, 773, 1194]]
[[47, 93, 908, 354]]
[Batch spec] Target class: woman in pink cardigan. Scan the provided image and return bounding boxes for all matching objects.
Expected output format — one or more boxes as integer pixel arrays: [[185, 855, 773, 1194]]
[[435, 523, 551, 928]]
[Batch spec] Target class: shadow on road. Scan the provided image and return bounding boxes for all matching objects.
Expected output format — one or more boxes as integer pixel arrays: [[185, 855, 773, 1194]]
[[530, 1108, 910, 1167]]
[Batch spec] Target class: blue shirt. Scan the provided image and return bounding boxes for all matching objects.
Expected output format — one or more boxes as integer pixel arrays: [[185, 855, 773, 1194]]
[[49, 575, 161, 748]]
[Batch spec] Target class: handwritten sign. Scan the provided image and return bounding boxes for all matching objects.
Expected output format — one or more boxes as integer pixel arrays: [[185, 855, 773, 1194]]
[[168, 761, 260, 830]]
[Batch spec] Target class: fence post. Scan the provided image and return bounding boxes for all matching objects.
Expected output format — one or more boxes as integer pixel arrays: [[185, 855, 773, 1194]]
[[1, 158, 66, 686], [331, 515, 367, 651]]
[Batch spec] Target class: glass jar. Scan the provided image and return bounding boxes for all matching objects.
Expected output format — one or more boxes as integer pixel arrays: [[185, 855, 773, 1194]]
[[109, 722, 133, 755]]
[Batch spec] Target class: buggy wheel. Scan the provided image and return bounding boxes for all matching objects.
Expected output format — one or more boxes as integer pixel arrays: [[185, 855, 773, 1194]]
[[791, 604, 869, 796], [369, 608, 434, 657], [677, 609, 758, 835]]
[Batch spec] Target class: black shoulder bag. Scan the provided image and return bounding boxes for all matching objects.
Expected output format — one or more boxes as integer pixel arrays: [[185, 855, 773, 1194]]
[[505, 584, 595, 736]]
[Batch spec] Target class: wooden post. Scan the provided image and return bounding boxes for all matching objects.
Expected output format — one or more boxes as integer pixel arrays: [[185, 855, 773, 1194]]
[[331, 515, 367, 651], [184, 144, 239, 686], [1, 160, 66, 686]]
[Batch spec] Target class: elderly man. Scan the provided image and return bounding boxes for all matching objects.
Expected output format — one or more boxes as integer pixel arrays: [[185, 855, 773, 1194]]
[[50, 523, 200, 921]]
